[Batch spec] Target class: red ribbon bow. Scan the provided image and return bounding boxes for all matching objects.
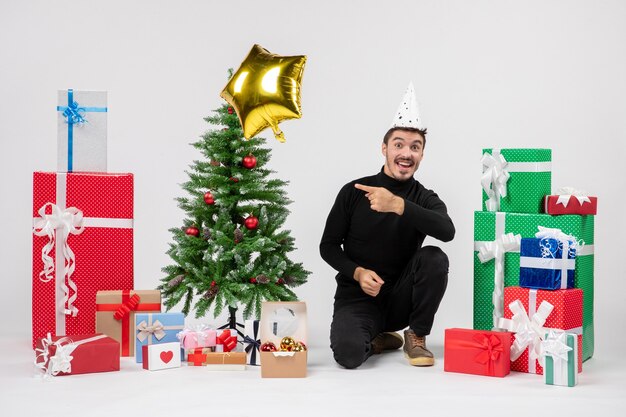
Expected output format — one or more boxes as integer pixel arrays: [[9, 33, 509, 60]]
[[217, 330, 237, 352], [188, 347, 208, 366], [113, 293, 141, 321], [472, 333, 503, 375]]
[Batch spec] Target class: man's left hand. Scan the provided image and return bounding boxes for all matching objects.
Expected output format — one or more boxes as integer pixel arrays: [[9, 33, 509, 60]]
[[355, 184, 404, 215]]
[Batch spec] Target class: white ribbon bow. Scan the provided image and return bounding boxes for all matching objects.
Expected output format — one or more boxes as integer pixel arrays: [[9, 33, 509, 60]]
[[541, 330, 574, 382], [32, 203, 85, 316], [136, 320, 166, 342], [535, 226, 581, 259], [34, 334, 77, 377], [481, 150, 510, 212], [556, 187, 591, 208], [541, 330, 573, 365], [177, 324, 214, 347], [498, 299, 554, 372], [477, 232, 521, 327]]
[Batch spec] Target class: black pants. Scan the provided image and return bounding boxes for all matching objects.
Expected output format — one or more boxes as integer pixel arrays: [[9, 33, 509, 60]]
[[329, 246, 449, 369]]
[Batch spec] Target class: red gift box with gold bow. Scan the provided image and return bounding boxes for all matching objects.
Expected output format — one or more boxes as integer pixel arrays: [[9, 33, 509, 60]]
[[444, 328, 511, 377], [96, 290, 161, 356]]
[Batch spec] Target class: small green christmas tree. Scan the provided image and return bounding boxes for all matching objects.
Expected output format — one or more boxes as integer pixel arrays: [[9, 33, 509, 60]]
[[159, 88, 310, 320]]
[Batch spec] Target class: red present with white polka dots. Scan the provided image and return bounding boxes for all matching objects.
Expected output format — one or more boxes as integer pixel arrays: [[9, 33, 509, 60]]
[[32, 172, 134, 348], [503, 286, 583, 375]]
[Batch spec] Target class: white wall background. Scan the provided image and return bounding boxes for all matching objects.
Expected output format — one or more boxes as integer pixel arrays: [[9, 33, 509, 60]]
[[1, 0, 625, 356]]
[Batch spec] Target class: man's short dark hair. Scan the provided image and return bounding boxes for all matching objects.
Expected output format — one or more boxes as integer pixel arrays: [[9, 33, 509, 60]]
[[383, 126, 427, 147]]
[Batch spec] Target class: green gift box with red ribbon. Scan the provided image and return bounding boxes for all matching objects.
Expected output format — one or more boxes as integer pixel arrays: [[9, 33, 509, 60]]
[[96, 290, 161, 356]]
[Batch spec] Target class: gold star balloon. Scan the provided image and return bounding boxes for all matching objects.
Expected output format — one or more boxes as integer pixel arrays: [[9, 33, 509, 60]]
[[220, 44, 306, 142]]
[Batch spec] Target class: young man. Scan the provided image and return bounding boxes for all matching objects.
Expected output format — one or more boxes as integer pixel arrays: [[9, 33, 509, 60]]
[[319, 83, 455, 369]]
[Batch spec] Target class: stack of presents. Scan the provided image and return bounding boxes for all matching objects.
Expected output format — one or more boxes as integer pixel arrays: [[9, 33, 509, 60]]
[[31, 90, 308, 378], [444, 148, 597, 387]]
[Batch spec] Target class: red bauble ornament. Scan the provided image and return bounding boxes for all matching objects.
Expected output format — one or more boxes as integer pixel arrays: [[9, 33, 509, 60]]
[[228, 107, 234, 114], [244, 215, 259, 230], [185, 227, 200, 237], [204, 192, 215, 205], [249, 277, 257, 284], [277, 278, 285, 285], [230, 176, 239, 183], [211, 280, 217, 287], [242, 154, 257, 169], [261, 342, 277, 352]]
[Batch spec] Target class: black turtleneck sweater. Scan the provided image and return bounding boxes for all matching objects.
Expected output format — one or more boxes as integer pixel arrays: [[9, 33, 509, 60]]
[[320, 168, 455, 294]]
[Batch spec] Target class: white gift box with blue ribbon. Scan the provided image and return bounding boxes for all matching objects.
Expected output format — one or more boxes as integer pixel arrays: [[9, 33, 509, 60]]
[[519, 227, 578, 290], [57, 89, 107, 172]]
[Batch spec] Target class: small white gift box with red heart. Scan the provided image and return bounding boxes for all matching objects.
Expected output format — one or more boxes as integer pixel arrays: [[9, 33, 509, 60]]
[[142, 342, 181, 371]]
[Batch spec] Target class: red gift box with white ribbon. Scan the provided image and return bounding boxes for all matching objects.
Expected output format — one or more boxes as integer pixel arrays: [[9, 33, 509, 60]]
[[543, 187, 597, 215], [499, 286, 583, 375], [34, 333, 120, 376], [32, 172, 133, 348]]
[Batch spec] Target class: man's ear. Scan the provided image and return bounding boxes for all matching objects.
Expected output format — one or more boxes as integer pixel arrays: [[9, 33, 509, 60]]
[[381, 142, 387, 157]]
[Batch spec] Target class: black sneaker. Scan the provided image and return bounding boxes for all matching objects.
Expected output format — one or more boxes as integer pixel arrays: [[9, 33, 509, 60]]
[[371, 332, 404, 354]]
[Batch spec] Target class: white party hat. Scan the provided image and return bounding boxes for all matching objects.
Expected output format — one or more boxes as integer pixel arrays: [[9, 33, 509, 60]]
[[390, 82, 424, 129]]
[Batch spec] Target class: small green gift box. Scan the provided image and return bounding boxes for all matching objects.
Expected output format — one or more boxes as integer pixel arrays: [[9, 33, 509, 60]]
[[481, 148, 552, 213], [473, 211, 595, 361], [543, 331, 579, 387]]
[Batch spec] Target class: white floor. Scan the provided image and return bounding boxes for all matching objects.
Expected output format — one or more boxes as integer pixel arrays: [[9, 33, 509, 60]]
[[1, 333, 624, 417]]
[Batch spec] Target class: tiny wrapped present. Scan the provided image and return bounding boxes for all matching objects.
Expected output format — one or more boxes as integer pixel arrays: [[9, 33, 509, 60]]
[[214, 329, 238, 352], [135, 312, 185, 363], [32, 172, 134, 347], [204, 352, 246, 370], [544, 187, 597, 216], [185, 348, 245, 369], [57, 89, 107, 172], [177, 324, 217, 350], [244, 319, 261, 366], [96, 290, 161, 356], [142, 342, 181, 371], [444, 328, 511, 377], [519, 227, 579, 290], [260, 302, 307, 378], [481, 148, 552, 214], [186, 347, 215, 366], [542, 331, 579, 387], [498, 287, 583, 375], [35, 333, 119, 377]]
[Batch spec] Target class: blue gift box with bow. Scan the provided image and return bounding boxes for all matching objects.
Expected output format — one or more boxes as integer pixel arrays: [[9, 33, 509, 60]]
[[135, 312, 185, 363], [519, 237, 576, 290]]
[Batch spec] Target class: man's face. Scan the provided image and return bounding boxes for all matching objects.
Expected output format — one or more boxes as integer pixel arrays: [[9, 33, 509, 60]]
[[382, 130, 424, 181]]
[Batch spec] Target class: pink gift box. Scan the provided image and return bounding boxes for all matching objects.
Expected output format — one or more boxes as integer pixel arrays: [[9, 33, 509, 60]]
[[177, 325, 217, 349]]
